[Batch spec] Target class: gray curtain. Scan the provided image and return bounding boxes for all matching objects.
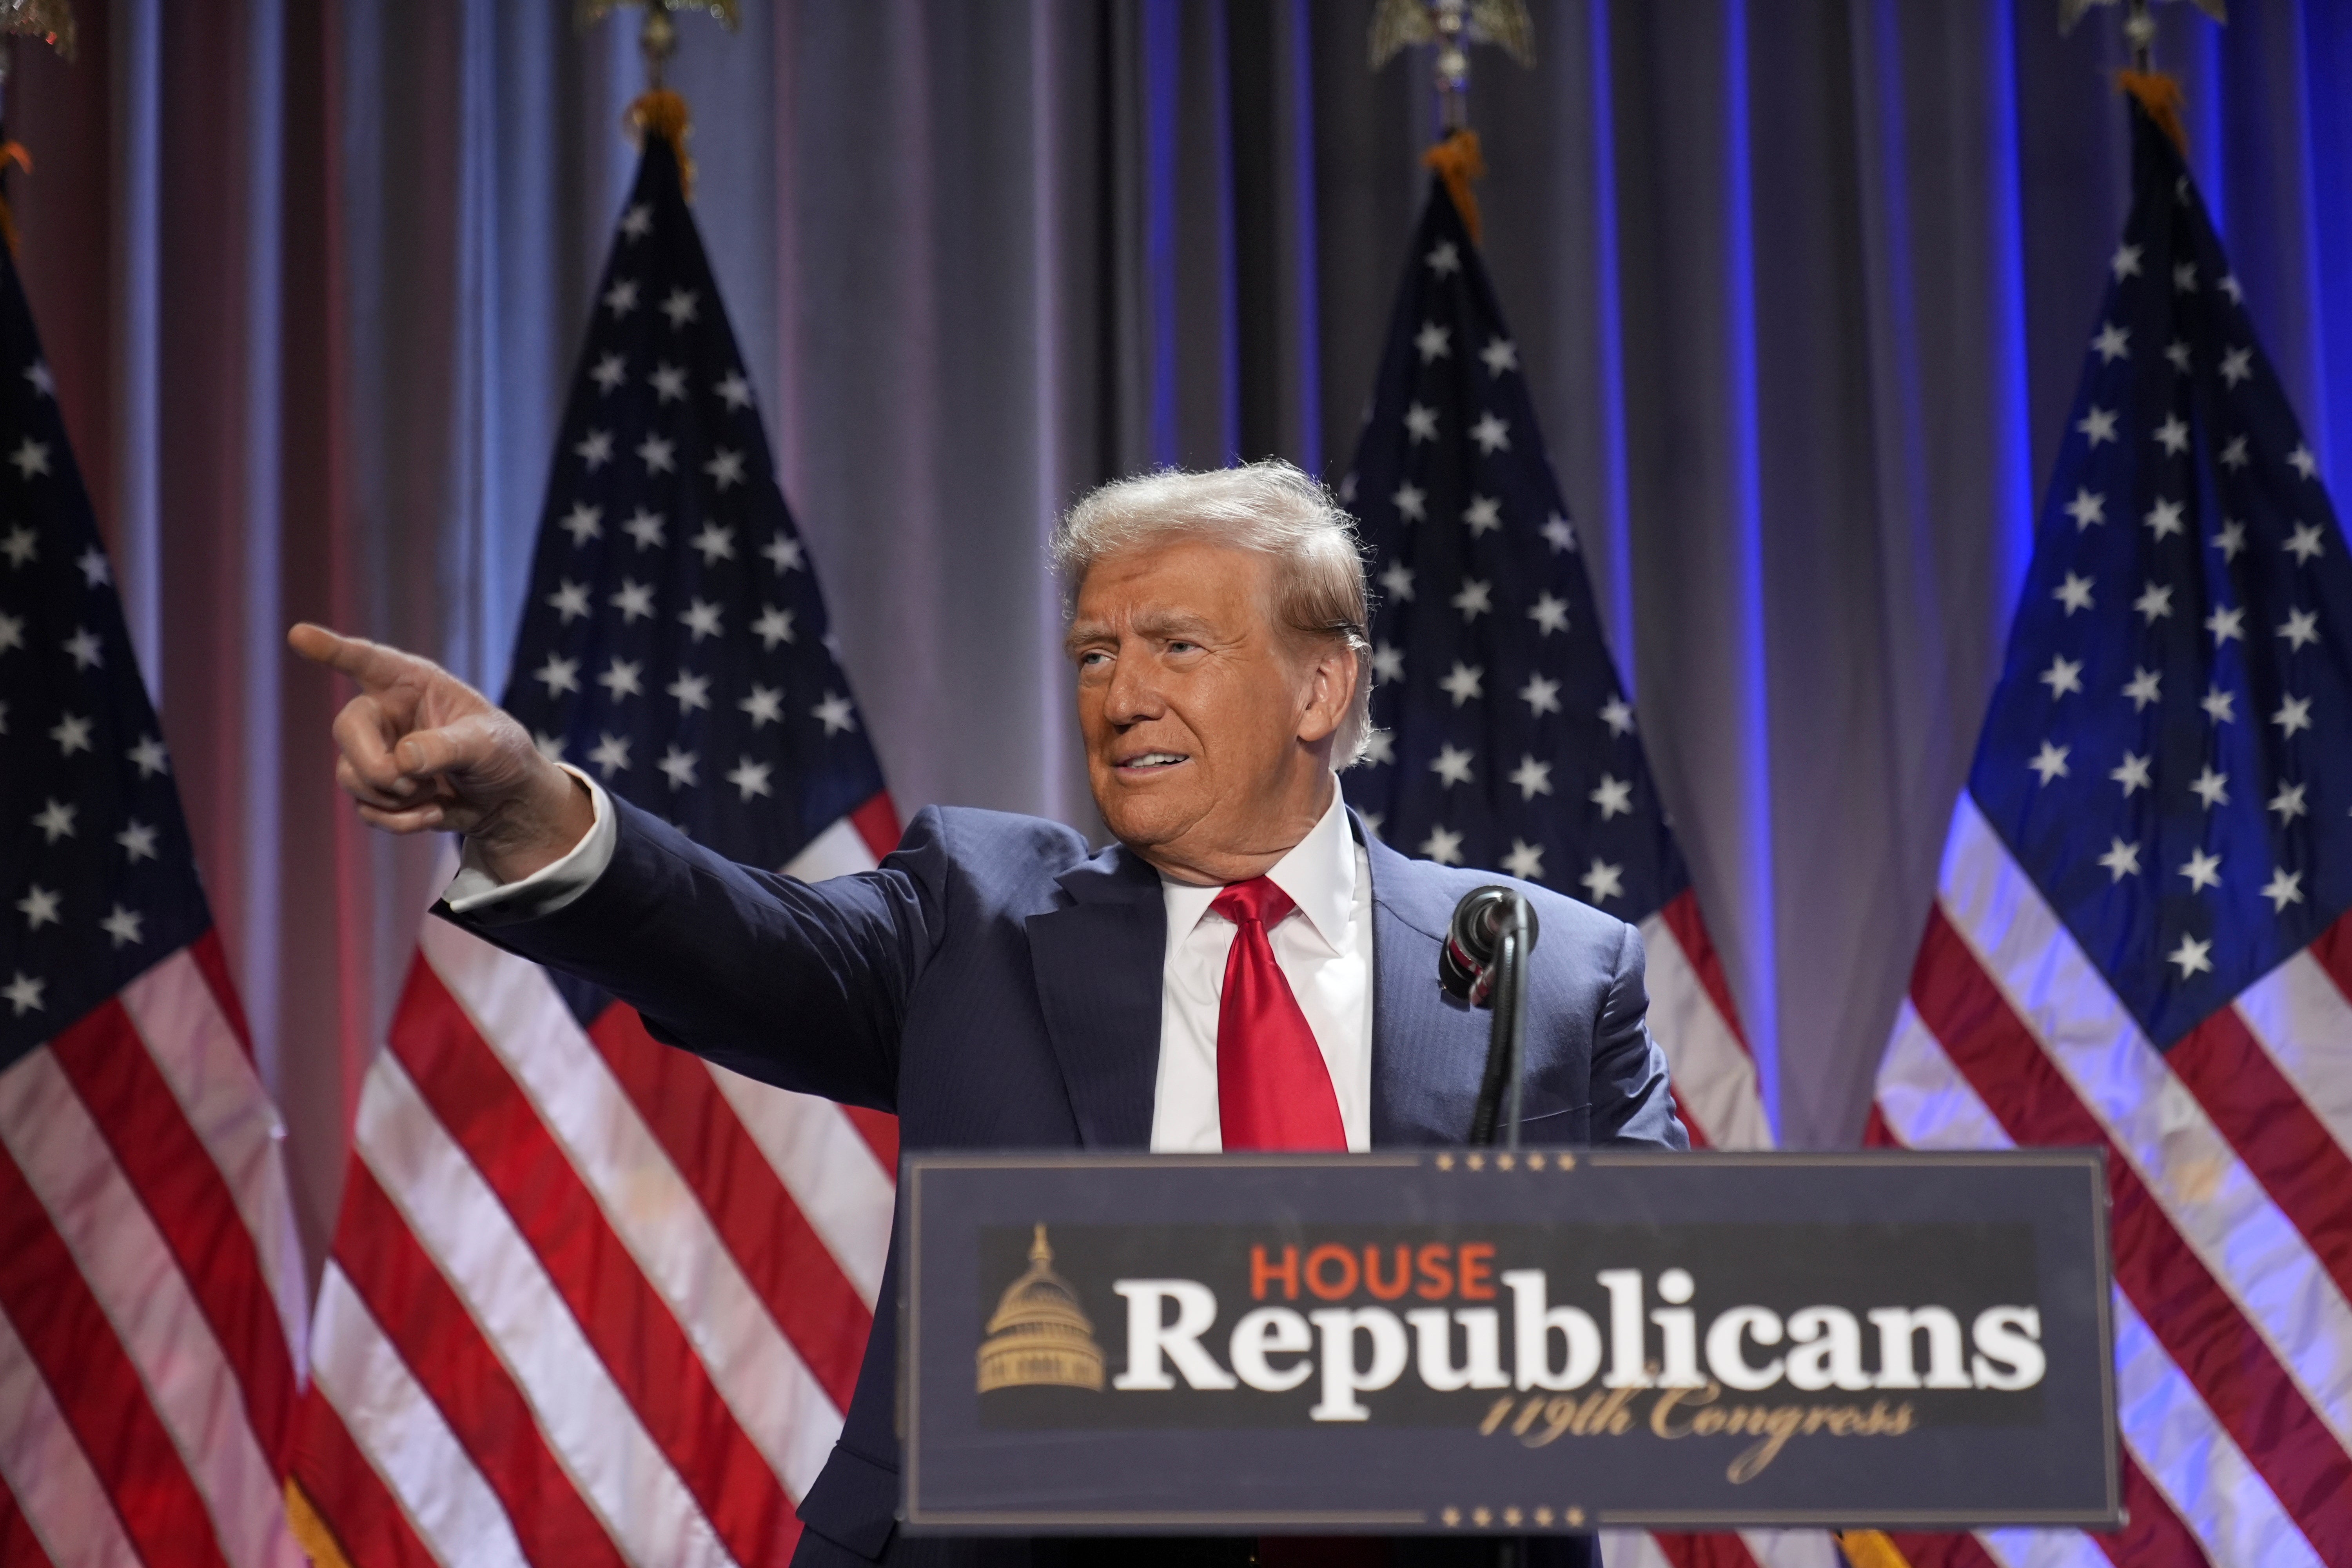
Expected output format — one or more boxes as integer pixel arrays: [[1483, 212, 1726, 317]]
[[13, 0, 2348, 1269]]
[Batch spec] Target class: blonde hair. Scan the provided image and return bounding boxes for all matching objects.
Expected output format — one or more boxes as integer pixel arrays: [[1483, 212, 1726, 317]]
[[1051, 460, 1373, 766]]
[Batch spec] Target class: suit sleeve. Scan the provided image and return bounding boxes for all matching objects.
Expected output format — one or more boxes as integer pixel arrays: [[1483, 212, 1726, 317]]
[[437, 796, 950, 1111], [1589, 918, 1691, 1150]]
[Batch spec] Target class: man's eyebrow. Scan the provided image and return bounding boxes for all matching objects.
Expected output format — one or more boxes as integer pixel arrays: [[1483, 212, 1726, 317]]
[[1129, 608, 1218, 640], [1063, 609, 1221, 657]]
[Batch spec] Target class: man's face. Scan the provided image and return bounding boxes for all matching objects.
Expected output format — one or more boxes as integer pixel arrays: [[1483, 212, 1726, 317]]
[[1068, 538, 1347, 884]]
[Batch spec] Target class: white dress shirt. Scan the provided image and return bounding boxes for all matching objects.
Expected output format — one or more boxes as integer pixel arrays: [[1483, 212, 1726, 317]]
[[445, 770, 1374, 1152], [1150, 781, 1372, 1152]]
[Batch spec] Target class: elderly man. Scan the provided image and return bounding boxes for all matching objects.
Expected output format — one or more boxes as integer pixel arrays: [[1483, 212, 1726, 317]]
[[294, 460, 1684, 1568]]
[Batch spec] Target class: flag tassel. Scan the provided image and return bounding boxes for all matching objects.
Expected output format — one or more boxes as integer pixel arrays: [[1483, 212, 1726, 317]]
[[625, 88, 696, 200], [2117, 70, 2188, 156], [1423, 128, 1486, 245]]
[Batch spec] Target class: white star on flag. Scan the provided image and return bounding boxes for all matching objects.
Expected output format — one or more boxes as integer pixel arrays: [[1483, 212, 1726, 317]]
[[2097, 838, 2141, 880], [100, 905, 144, 948], [588, 733, 632, 776], [1578, 858, 1624, 904], [1430, 744, 1475, 786], [561, 503, 603, 543], [16, 884, 60, 929], [811, 692, 858, 735], [2165, 933, 2213, 977], [1507, 756, 1553, 800], [596, 657, 644, 700], [753, 606, 796, 649], [725, 756, 773, 800], [1439, 662, 1483, 706], [739, 685, 784, 728], [547, 581, 591, 623], [609, 580, 655, 622], [704, 449, 746, 490], [762, 533, 804, 573]]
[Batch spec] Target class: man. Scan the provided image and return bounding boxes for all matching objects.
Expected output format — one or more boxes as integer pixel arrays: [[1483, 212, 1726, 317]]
[[294, 460, 1685, 1568]]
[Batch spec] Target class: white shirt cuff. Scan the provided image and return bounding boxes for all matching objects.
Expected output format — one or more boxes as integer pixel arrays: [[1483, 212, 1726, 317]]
[[442, 765, 617, 920]]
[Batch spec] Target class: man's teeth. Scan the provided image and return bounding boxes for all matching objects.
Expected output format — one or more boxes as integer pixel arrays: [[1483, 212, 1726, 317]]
[[1128, 753, 1185, 766]]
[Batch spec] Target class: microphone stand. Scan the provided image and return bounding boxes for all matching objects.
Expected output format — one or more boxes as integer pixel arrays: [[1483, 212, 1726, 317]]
[[1466, 891, 1532, 1149]]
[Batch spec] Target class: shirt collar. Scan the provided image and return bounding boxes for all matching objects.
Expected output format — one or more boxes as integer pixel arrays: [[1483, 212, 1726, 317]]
[[1160, 777, 1356, 950]]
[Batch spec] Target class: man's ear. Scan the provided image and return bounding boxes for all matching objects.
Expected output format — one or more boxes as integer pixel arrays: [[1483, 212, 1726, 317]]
[[1294, 640, 1359, 746]]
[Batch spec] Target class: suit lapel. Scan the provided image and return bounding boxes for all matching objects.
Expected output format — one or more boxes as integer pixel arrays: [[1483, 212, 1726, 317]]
[[1026, 845, 1166, 1149], [1361, 819, 1492, 1147]]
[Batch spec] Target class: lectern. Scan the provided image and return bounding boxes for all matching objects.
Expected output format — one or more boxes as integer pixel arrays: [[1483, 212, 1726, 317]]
[[900, 1149, 2118, 1537]]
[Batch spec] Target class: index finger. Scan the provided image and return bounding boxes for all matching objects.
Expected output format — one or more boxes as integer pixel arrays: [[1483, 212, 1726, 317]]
[[287, 623, 432, 693]]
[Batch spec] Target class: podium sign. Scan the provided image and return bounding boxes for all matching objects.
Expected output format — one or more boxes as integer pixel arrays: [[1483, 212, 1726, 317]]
[[900, 1150, 2118, 1535]]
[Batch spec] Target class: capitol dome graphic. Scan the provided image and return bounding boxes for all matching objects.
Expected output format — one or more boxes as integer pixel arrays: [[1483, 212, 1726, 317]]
[[976, 1224, 1105, 1393]]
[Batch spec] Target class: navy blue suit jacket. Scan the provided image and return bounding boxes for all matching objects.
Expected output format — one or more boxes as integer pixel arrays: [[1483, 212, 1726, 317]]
[[453, 798, 1686, 1567]]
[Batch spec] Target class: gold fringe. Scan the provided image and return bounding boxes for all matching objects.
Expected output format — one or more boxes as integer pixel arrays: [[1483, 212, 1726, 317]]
[[2118, 69, 2189, 156], [0, 142, 34, 256], [1835, 1530, 1915, 1568], [625, 87, 697, 200], [1423, 127, 1486, 245], [284, 1477, 358, 1568]]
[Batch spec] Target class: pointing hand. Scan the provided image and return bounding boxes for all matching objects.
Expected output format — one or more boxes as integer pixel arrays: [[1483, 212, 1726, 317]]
[[288, 623, 594, 882]]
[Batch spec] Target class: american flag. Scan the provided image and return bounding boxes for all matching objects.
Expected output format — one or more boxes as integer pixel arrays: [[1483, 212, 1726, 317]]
[[1337, 176, 1822, 1568], [289, 131, 899, 1567], [1865, 101, 2352, 1568], [0, 250, 309, 1556]]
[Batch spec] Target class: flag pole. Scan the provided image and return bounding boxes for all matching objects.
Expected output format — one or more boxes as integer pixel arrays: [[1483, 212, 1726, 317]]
[[574, 0, 740, 95], [1367, 0, 1532, 245], [576, 0, 739, 200], [2056, 0, 2229, 77], [1367, 0, 1534, 139]]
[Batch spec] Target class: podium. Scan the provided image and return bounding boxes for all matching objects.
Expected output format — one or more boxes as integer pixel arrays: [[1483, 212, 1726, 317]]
[[898, 1149, 2118, 1536]]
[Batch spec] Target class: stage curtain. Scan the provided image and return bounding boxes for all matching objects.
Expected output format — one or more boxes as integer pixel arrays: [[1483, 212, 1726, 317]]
[[10, 0, 2348, 1272]]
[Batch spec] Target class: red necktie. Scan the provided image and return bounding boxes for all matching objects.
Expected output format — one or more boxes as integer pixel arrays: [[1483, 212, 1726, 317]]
[[1212, 877, 1346, 1151]]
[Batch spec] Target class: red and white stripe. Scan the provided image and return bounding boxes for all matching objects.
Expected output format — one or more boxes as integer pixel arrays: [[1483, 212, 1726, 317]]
[[0, 935, 308, 1568], [1640, 889, 1773, 1152], [1635, 893, 1844, 1568], [293, 802, 899, 1567], [1867, 793, 2352, 1568]]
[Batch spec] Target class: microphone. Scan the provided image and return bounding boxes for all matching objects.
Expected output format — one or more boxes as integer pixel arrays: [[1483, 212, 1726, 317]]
[[1439, 886, 1542, 1006], [1442, 887, 1541, 1148]]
